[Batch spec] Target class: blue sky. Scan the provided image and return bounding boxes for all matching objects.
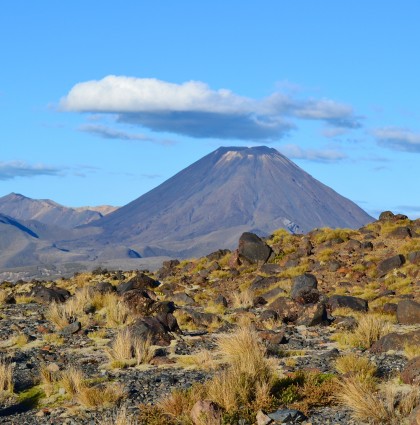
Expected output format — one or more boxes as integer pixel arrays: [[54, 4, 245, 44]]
[[1, 1, 419, 218]]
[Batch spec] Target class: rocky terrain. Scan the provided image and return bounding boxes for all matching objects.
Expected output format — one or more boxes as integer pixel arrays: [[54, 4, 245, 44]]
[[0, 211, 419, 424]]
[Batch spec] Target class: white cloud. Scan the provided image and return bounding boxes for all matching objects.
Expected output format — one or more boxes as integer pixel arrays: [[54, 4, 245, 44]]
[[79, 124, 174, 145], [60, 76, 361, 141], [373, 127, 420, 152], [0, 161, 61, 180], [279, 144, 347, 162]]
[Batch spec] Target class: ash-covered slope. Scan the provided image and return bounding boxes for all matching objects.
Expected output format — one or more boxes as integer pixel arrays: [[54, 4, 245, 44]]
[[90, 146, 373, 256], [0, 193, 114, 229]]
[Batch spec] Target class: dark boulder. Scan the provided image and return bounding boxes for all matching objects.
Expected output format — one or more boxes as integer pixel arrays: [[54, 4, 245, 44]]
[[250, 275, 280, 292], [268, 297, 301, 323], [370, 330, 420, 353], [206, 249, 231, 261], [95, 281, 115, 294], [290, 274, 318, 303], [328, 295, 368, 312], [238, 232, 273, 264], [401, 356, 420, 385], [388, 227, 412, 239], [30, 285, 70, 303], [116, 272, 159, 295], [121, 289, 155, 316], [397, 300, 420, 325], [407, 251, 420, 265], [296, 303, 329, 326], [129, 313, 179, 346], [377, 254, 405, 276]]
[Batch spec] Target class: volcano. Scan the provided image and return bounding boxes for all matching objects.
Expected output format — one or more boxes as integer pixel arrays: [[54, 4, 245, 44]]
[[84, 146, 373, 257]]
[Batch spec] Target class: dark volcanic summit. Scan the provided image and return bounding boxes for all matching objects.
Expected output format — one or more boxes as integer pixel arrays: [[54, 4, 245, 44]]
[[87, 146, 373, 257]]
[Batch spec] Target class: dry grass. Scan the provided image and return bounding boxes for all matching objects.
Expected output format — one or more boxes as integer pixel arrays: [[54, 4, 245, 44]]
[[106, 329, 153, 368], [312, 228, 356, 244], [231, 289, 254, 309], [0, 360, 14, 393], [40, 364, 60, 397], [46, 289, 132, 330], [59, 366, 85, 396], [43, 333, 65, 346], [103, 406, 137, 425], [333, 314, 393, 349], [12, 333, 30, 348], [205, 325, 276, 416], [55, 366, 126, 407], [176, 350, 217, 371], [335, 354, 377, 382], [0, 289, 9, 305], [338, 377, 420, 424], [404, 343, 420, 360], [158, 384, 205, 422], [77, 382, 126, 408]]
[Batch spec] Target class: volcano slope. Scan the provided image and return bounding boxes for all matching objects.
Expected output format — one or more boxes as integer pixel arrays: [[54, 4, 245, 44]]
[[0, 212, 419, 424], [82, 146, 373, 258]]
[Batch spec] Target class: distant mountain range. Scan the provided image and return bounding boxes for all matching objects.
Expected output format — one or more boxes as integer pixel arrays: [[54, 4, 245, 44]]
[[0, 193, 117, 229], [0, 146, 373, 271]]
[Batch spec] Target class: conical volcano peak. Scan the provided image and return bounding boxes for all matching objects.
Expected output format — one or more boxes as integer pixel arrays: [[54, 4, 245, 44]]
[[214, 146, 285, 165], [215, 145, 278, 157], [93, 145, 373, 258]]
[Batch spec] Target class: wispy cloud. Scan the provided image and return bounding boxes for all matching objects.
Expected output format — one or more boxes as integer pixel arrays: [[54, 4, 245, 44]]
[[373, 127, 420, 152], [79, 123, 174, 145], [278, 144, 347, 162], [0, 161, 61, 180], [60, 76, 361, 141]]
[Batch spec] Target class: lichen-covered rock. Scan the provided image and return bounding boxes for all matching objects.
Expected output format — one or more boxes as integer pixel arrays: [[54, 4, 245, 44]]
[[401, 356, 420, 385], [397, 300, 420, 324], [327, 295, 368, 312], [370, 330, 420, 353], [377, 254, 405, 276]]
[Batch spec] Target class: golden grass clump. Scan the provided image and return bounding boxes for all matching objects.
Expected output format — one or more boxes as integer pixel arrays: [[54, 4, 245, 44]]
[[0, 360, 14, 394], [55, 366, 126, 407], [77, 382, 126, 408], [333, 313, 393, 350], [106, 329, 154, 368], [311, 228, 356, 244], [176, 350, 217, 371], [205, 325, 276, 416], [103, 406, 137, 425], [404, 343, 420, 360], [231, 288, 254, 309], [338, 377, 420, 424], [45, 289, 132, 330], [335, 354, 377, 382], [0, 289, 9, 305]]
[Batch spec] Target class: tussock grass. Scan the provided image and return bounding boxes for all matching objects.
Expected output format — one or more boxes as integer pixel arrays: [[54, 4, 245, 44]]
[[55, 366, 126, 407], [59, 366, 85, 396], [404, 343, 420, 360], [106, 329, 154, 368], [0, 289, 9, 305], [40, 364, 60, 397], [176, 350, 217, 371], [158, 385, 204, 422], [231, 289, 254, 309], [42, 333, 65, 345], [77, 382, 126, 408], [103, 406, 137, 425], [45, 289, 131, 330], [338, 377, 420, 424], [333, 314, 393, 349], [335, 354, 377, 382], [0, 360, 14, 393], [312, 228, 356, 244]]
